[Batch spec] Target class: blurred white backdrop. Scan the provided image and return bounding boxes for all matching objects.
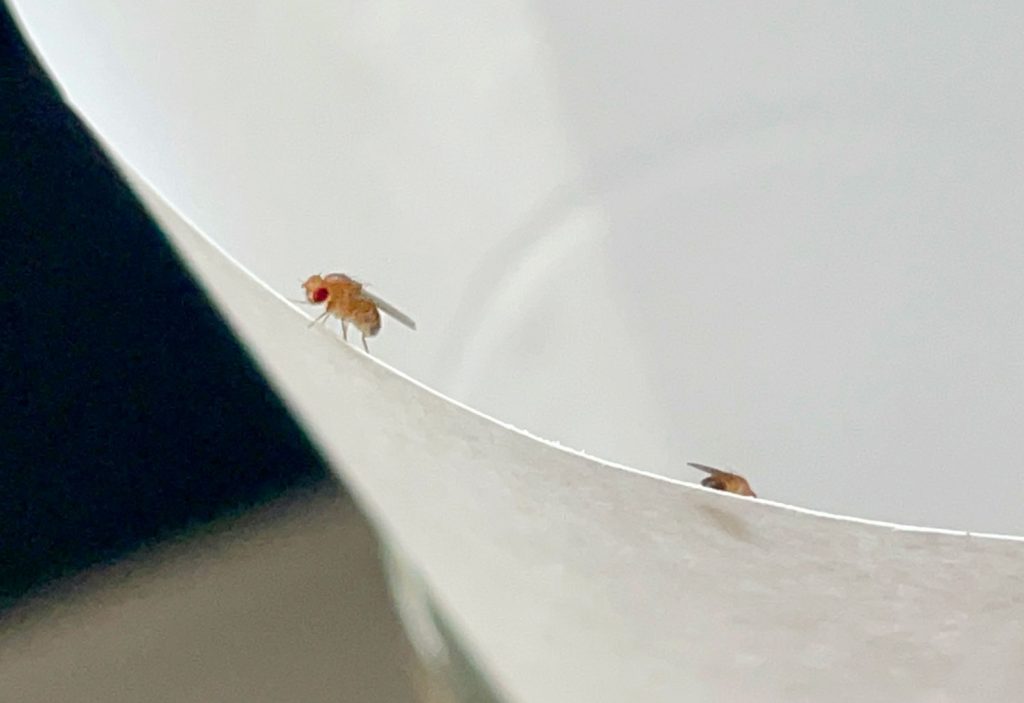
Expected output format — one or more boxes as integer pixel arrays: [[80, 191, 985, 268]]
[[13, 1, 1024, 534]]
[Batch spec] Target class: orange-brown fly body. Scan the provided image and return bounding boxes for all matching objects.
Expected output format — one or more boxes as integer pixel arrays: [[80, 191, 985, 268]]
[[687, 462, 757, 498], [301, 273, 415, 352]]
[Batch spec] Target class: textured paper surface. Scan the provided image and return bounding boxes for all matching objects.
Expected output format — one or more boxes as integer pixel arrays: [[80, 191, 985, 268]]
[[119, 165, 1024, 702]]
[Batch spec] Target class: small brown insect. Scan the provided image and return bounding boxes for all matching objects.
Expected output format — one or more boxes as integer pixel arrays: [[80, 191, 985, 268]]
[[687, 463, 757, 498], [301, 273, 416, 352]]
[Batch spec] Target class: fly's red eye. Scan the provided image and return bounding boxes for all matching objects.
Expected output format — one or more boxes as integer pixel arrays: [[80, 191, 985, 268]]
[[312, 287, 329, 303]]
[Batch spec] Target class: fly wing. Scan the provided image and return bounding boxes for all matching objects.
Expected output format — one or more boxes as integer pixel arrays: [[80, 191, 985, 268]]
[[687, 462, 728, 476], [363, 290, 417, 330]]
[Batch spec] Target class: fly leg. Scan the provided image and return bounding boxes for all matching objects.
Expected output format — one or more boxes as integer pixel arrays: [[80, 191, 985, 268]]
[[341, 320, 349, 341], [308, 309, 331, 328]]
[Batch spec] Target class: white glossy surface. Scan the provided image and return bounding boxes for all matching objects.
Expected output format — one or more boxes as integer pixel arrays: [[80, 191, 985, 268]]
[[11, 3, 1024, 530]]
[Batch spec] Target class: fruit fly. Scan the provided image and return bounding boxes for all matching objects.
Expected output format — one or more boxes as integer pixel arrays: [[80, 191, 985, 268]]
[[687, 463, 757, 498], [301, 273, 416, 352]]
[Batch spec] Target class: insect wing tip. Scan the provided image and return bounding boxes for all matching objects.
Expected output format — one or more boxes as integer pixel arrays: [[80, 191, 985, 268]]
[[365, 291, 417, 331]]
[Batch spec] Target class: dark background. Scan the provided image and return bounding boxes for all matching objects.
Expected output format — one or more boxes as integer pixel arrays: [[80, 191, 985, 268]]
[[0, 3, 331, 607]]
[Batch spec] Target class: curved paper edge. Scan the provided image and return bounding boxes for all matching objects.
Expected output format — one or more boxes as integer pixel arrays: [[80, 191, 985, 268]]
[[104, 137, 1024, 543], [8, 0, 1022, 543], [107, 150, 1024, 703]]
